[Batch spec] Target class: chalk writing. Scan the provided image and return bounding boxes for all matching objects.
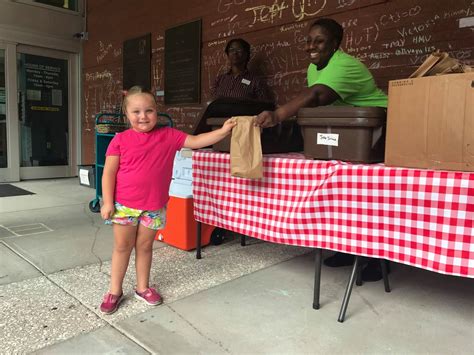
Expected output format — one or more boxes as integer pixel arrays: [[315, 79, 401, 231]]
[[208, 39, 227, 47], [85, 70, 112, 81], [280, 22, 306, 32], [346, 45, 372, 55], [292, 0, 326, 21], [152, 57, 164, 90], [368, 62, 380, 69], [83, 67, 122, 133], [443, 7, 474, 19], [396, 46, 436, 57], [397, 18, 439, 38], [379, 5, 422, 26], [412, 35, 431, 44], [345, 22, 379, 49], [165, 106, 204, 132], [243, 0, 326, 25], [211, 15, 238, 27], [381, 39, 406, 49], [218, 0, 248, 13], [336, 0, 355, 9], [341, 18, 358, 28], [292, 28, 310, 51], [96, 41, 113, 64], [276, 40, 291, 47], [245, 0, 288, 25], [448, 48, 472, 62]]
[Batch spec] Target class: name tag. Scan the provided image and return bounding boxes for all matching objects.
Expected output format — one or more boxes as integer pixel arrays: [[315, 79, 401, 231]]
[[241, 78, 251, 85]]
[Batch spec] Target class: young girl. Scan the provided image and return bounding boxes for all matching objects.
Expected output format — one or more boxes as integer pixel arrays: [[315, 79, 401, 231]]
[[99, 86, 236, 314]]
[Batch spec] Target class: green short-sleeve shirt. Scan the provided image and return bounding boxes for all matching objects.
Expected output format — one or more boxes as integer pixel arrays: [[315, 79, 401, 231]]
[[307, 50, 387, 108]]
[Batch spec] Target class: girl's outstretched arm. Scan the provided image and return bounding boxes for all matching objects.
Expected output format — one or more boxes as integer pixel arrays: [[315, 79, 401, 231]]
[[183, 118, 237, 149], [101, 155, 120, 220]]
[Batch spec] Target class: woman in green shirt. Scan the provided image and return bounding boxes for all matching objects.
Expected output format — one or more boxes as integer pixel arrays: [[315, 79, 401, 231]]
[[256, 18, 387, 126], [256, 18, 388, 281]]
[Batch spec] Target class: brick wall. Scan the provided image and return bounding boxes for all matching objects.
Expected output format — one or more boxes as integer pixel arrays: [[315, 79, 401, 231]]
[[82, 0, 474, 163]]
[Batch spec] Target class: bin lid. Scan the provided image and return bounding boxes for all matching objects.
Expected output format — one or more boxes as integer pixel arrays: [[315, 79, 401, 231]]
[[298, 106, 386, 118], [297, 106, 386, 127]]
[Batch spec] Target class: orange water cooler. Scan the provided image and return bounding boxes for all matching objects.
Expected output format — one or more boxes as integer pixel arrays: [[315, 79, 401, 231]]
[[155, 149, 214, 250]]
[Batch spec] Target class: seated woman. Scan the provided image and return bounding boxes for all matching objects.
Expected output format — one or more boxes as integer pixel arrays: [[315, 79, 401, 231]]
[[211, 38, 269, 101], [205, 38, 272, 245], [194, 38, 273, 135], [256, 18, 388, 281]]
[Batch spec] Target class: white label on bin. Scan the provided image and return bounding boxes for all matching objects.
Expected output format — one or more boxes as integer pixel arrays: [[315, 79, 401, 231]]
[[79, 169, 90, 185], [317, 133, 339, 146], [459, 16, 474, 28]]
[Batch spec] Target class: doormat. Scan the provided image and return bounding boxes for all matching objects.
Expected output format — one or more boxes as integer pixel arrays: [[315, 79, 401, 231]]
[[0, 184, 35, 197]]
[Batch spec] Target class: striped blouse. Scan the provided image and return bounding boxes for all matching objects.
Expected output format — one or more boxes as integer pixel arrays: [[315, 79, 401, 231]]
[[210, 69, 268, 101]]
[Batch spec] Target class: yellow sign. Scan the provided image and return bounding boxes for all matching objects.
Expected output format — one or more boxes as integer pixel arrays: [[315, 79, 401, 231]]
[[30, 106, 60, 112]]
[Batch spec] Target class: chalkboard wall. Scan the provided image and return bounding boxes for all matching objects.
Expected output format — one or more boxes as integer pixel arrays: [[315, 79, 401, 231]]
[[81, 0, 474, 163]]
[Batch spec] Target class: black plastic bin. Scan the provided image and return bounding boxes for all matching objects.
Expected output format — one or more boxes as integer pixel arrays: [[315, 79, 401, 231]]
[[297, 106, 387, 163]]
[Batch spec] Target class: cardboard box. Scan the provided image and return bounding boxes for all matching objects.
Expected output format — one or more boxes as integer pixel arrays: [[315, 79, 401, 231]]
[[385, 73, 474, 171]]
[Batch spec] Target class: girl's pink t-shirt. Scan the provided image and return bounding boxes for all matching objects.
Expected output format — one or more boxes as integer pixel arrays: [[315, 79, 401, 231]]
[[105, 127, 187, 210]]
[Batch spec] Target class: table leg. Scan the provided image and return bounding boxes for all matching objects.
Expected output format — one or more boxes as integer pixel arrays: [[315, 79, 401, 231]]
[[380, 259, 391, 293], [313, 248, 322, 310], [338, 255, 360, 323], [196, 221, 202, 259]]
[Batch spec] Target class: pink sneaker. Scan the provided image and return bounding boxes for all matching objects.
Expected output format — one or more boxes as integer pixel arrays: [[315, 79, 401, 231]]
[[134, 287, 163, 305], [100, 292, 123, 314]]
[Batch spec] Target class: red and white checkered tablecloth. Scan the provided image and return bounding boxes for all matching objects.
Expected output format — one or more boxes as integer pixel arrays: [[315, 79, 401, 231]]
[[192, 151, 474, 278]]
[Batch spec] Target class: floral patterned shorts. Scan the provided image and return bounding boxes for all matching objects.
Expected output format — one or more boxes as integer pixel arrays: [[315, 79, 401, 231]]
[[105, 202, 166, 230]]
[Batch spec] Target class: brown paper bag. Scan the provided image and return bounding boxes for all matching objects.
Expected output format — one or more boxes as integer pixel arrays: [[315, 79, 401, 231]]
[[230, 116, 263, 179]]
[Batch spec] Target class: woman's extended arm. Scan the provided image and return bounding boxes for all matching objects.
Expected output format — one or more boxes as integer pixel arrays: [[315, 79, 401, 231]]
[[255, 84, 340, 128], [100, 155, 120, 220]]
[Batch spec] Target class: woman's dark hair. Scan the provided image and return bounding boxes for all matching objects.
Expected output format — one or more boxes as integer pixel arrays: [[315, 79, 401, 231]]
[[311, 18, 344, 49], [225, 38, 251, 63]]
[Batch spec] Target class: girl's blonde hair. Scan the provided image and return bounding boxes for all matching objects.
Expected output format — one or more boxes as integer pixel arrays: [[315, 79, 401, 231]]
[[122, 85, 156, 113]]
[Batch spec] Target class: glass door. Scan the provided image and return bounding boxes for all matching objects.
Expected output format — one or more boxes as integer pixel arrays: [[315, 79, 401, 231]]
[[0, 49, 6, 171], [0, 44, 77, 182], [0, 44, 18, 182], [17, 46, 74, 180]]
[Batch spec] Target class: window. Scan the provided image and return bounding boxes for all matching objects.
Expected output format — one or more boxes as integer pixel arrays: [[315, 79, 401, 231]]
[[34, 0, 77, 11]]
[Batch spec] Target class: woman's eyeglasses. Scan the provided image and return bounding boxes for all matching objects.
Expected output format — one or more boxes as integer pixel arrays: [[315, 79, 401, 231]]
[[228, 48, 244, 54]]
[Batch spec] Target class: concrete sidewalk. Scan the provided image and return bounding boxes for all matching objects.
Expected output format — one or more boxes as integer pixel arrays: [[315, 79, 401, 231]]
[[1, 178, 473, 354]]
